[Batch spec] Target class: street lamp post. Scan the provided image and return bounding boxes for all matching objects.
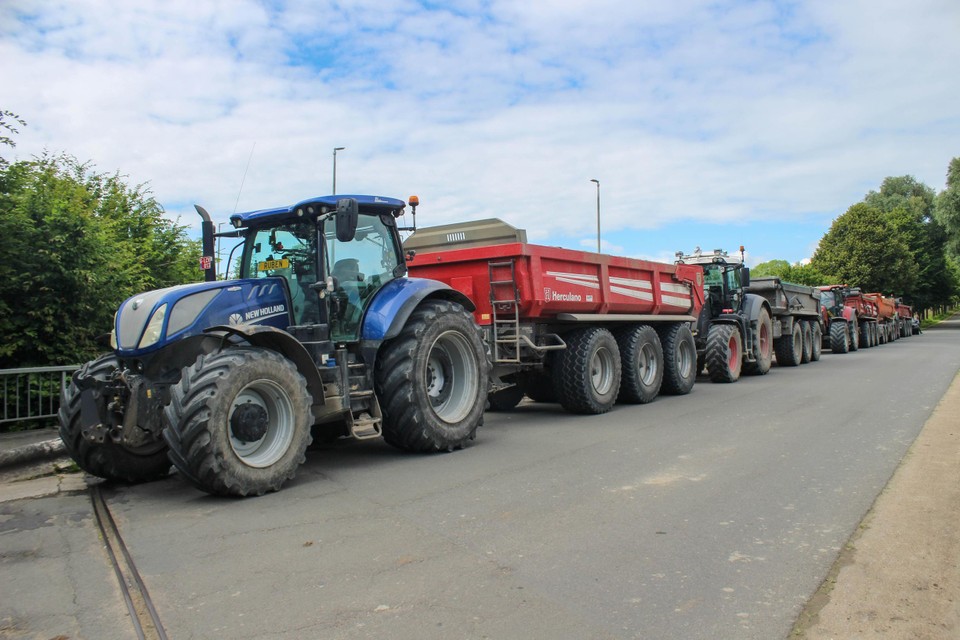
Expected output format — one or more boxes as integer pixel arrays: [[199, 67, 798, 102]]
[[332, 146, 345, 194], [590, 179, 601, 253]]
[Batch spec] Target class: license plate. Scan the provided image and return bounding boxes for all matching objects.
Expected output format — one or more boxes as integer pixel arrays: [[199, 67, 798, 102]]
[[258, 259, 289, 271]]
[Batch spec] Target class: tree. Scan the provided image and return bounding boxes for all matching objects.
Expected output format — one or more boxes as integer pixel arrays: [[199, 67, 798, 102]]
[[863, 173, 955, 312], [0, 110, 27, 170], [934, 157, 960, 258], [811, 203, 918, 294], [0, 153, 201, 367], [752, 259, 834, 286]]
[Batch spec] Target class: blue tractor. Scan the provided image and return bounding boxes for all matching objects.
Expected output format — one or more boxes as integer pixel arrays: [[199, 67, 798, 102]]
[[59, 195, 490, 496]]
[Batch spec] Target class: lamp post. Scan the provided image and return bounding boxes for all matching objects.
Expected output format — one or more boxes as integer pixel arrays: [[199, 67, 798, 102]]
[[590, 179, 601, 253], [332, 146, 345, 194]]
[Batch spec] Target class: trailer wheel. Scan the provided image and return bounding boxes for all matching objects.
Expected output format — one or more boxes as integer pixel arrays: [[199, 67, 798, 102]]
[[743, 307, 773, 376], [163, 348, 313, 496], [830, 321, 850, 353], [487, 385, 525, 411], [775, 322, 803, 366], [658, 323, 697, 395], [858, 322, 870, 348], [800, 322, 813, 363], [810, 323, 823, 361], [553, 327, 621, 414], [376, 300, 488, 452], [59, 354, 171, 484], [848, 315, 860, 351], [705, 324, 742, 383], [615, 324, 663, 403]]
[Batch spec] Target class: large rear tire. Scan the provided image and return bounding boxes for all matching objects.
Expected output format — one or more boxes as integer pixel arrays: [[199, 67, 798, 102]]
[[615, 324, 663, 403], [775, 321, 803, 366], [554, 326, 621, 414], [376, 300, 488, 451], [163, 347, 313, 496], [59, 354, 171, 484], [705, 324, 742, 383], [830, 321, 850, 353], [658, 323, 697, 395], [743, 307, 773, 376]]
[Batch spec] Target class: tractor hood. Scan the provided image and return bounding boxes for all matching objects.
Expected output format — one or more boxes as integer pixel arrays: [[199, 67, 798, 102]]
[[114, 278, 290, 356]]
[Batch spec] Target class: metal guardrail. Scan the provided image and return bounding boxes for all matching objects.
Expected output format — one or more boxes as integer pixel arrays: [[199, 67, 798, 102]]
[[1, 365, 79, 428]]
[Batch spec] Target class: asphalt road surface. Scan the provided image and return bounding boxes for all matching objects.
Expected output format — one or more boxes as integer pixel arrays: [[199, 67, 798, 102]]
[[5, 322, 959, 639]]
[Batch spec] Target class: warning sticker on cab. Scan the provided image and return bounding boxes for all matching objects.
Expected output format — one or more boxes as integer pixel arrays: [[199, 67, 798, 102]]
[[257, 259, 289, 271]]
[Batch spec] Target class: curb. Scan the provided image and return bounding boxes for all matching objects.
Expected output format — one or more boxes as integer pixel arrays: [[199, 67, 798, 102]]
[[0, 438, 66, 468]]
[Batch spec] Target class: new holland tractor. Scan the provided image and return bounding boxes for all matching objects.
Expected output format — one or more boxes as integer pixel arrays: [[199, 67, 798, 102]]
[[59, 195, 490, 496]]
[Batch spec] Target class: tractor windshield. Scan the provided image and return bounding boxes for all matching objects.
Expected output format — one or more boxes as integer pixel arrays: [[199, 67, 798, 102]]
[[242, 220, 318, 325], [324, 212, 402, 341]]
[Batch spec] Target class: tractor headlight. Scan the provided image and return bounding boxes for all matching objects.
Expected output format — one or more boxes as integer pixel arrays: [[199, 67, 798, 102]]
[[137, 304, 167, 349]]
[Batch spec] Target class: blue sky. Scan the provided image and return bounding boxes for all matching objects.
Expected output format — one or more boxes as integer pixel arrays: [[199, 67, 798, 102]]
[[2, 0, 958, 266]]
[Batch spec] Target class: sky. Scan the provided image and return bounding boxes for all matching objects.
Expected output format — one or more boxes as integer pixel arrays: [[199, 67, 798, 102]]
[[1, 0, 959, 267]]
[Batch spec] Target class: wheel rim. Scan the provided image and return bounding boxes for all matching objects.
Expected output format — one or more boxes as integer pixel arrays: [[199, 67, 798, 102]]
[[590, 345, 617, 395], [676, 336, 695, 378], [229, 379, 295, 468], [425, 330, 479, 423], [727, 333, 739, 371], [638, 342, 659, 386], [759, 321, 770, 358]]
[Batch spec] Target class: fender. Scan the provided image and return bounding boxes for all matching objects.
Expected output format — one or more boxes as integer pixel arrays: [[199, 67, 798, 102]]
[[362, 277, 476, 341], [204, 324, 326, 406]]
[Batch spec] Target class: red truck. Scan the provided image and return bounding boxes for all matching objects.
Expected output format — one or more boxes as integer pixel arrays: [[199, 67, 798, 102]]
[[895, 300, 915, 338], [818, 285, 880, 352], [405, 219, 705, 414]]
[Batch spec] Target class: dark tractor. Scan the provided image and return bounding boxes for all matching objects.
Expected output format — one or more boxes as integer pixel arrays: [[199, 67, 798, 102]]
[[676, 248, 774, 383]]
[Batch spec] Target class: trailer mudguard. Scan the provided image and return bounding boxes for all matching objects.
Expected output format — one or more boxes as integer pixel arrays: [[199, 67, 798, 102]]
[[362, 277, 476, 341]]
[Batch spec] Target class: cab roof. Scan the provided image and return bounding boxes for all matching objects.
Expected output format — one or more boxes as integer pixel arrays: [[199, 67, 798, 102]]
[[230, 195, 406, 228]]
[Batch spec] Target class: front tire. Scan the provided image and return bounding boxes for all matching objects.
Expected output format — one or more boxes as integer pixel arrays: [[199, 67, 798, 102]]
[[58, 354, 171, 484], [163, 348, 313, 497], [376, 300, 488, 451], [554, 326, 621, 414], [705, 324, 742, 383]]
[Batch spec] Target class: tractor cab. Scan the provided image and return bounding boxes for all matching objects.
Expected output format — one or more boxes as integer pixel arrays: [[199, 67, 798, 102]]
[[230, 195, 410, 344], [676, 248, 749, 318]]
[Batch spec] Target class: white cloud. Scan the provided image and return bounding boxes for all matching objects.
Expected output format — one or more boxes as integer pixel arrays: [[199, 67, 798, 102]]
[[1, 0, 958, 265]]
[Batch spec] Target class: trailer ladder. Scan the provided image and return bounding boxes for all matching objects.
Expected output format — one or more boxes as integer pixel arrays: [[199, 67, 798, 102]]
[[488, 259, 521, 363]]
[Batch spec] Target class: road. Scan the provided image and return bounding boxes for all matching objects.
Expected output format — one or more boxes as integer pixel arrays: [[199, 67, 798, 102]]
[[2, 321, 958, 639]]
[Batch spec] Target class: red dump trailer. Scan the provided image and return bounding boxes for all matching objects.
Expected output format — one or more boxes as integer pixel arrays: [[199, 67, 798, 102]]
[[895, 300, 915, 338], [405, 219, 705, 415], [863, 293, 899, 344]]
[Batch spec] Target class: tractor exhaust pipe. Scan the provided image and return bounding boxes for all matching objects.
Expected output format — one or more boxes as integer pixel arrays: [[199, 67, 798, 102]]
[[195, 204, 216, 282]]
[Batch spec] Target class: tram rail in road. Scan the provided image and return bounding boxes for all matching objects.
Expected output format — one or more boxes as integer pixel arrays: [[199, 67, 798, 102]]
[[90, 485, 167, 640]]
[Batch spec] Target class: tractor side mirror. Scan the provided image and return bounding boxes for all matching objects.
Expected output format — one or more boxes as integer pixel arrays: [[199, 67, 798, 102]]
[[740, 266, 750, 288], [336, 198, 359, 242]]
